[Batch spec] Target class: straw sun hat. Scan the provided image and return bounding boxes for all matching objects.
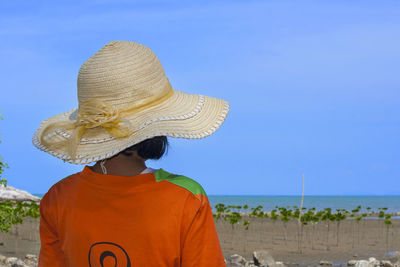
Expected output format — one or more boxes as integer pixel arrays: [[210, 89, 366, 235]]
[[32, 41, 229, 164]]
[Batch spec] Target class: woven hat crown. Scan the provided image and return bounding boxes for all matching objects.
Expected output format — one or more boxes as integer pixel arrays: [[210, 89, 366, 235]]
[[33, 40, 230, 164], [77, 41, 170, 111]]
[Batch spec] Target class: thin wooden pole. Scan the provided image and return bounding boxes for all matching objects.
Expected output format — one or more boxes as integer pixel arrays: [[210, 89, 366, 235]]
[[299, 173, 305, 223], [297, 173, 305, 253]]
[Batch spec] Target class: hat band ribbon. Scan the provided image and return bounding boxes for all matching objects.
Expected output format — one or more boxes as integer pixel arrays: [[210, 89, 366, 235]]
[[40, 82, 174, 160]]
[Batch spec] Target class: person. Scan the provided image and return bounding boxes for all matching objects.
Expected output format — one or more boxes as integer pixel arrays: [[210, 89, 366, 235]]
[[33, 41, 229, 266]]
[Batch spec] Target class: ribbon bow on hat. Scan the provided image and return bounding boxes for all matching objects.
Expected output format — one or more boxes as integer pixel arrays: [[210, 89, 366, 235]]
[[76, 99, 132, 138], [70, 98, 134, 157], [41, 98, 134, 160], [40, 82, 174, 161]]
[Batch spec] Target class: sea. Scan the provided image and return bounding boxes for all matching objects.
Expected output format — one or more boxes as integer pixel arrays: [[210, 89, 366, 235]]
[[34, 194, 400, 214], [207, 195, 400, 214]]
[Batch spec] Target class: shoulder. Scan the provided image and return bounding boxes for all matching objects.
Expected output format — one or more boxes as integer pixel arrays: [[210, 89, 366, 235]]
[[41, 172, 80, 203], [154, 169, 212, 212], [53, 172, 80, 190], [154, 168, 207, 197]]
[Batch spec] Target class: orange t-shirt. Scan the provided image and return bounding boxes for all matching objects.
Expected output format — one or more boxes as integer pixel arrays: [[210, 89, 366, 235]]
[[39, 166, 226, 267]]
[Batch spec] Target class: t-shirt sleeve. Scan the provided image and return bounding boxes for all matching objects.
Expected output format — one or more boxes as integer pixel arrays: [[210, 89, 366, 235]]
[[38, 188, 67, 267], [180, 193, 226, 266]]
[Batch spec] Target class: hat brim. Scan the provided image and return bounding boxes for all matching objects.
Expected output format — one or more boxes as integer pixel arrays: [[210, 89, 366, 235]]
[[32, 89, 229, 164]]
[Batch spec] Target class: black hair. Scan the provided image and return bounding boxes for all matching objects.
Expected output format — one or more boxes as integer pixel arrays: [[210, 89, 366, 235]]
[[120, 136, 169, 160]]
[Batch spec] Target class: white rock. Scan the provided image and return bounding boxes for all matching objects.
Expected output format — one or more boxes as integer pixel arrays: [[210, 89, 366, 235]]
[[0, 185, 40, 202], [6, 257, 19, 264], [348, 260, 358, 266], [253, 250, 276, 267], [0, 254, 37, 267], [355, 260, 369, 267], [228, 254, 247, 265], [368, 257, 380, 267], [12, 259, 28, 267], [23, 254, 37, 265], [24, 255, 36, 261]]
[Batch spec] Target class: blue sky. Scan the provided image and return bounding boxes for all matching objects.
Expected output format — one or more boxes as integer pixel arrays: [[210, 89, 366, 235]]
[[0, 0, 399, 195]]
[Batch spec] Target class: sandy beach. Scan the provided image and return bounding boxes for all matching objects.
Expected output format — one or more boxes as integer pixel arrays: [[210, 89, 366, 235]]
[[0, 216, 398, 266], [216, 216, 400, 266]]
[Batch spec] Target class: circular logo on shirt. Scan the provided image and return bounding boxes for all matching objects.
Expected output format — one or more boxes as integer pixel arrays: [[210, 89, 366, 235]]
[[88, 242, 131, 267]]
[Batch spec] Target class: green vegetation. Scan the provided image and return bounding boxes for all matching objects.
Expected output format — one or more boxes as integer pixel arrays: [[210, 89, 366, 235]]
[[0, 201, 40, 233], [213, 203, 394, 227], [0, 113, 40, 234], [212, 203, 395, 252]]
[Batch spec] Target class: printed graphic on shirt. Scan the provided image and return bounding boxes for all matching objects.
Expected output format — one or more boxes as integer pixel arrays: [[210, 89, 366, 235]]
[[89, 242, 131, 267]]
